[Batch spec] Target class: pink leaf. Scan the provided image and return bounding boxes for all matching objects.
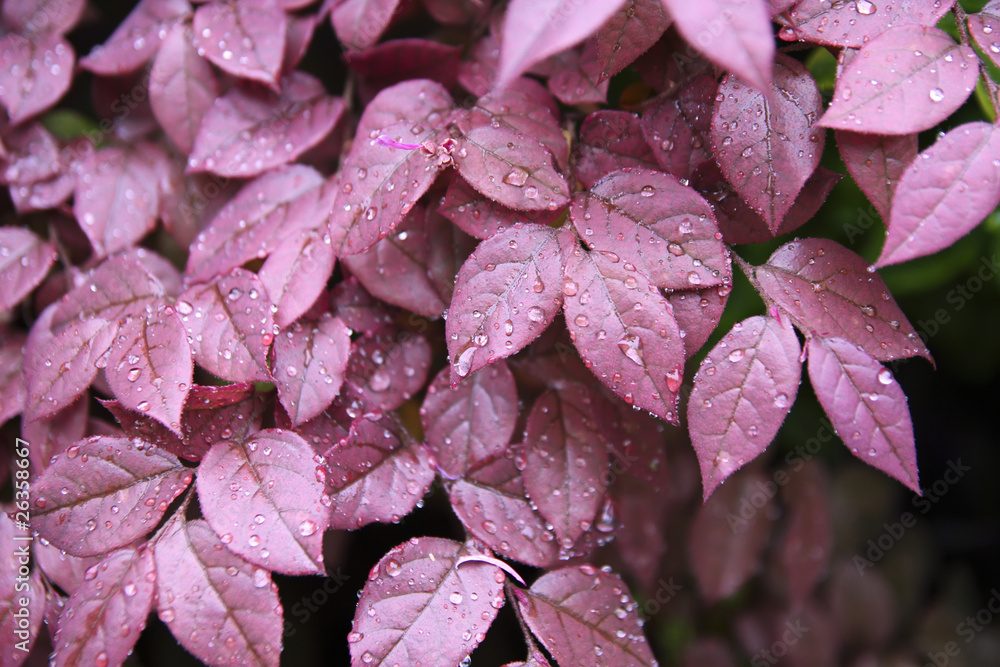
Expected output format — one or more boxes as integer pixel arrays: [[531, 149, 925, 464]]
[[0, 513, 45, 664], [0, 122, 61, 185], [447, 451, 560, 567], [818, 25, 977, 135], [350, 538, 505, 666], [32, 435, 192, 556], [0, 332, 26, 425], [33, 530, 100, 598], [546, 44, 609, 105], [523, 385, 609, 547], [2, 0, 84, 35], [176, 268, 276, 383], [837, 131, 917, 223], [328, 80, 455, 255], [273, 314, 351, 426], [51, 545, 155, 667], [346, 38, 461, 94], [0, 227, 56, 312], [74, 144, 163, 258], [79, 0, 190, 75], [777, 0, 955, 48], [192, 0, 286, 87], [23, 393, 88, 473], [343, 327, 431, 413], [421, 361, 518, 478], [324, 414, 435, 529], [574, 111, 659, 189], [496, 0, 627, 89], [563, 247, 685, 422], [688, 469, 774, 602], [778, 460, 832, 606], [105, 303, 192, 435], [969, 4, 1000, 68], [150, 20, 221, 155], [258, 226, 337, 329], [186, 165, 325, 282], [176, 383, 263, 461], [196, 428, 328, 574], [595, 0, 670, 82], [641, 74, 715, 181], [516, 564, 656, 666], [454, 125, 570, 212], [807, 336, 920, 492], [662, 0, 774, 91], [0, 33, 74, 125], [153, 517, 282, 667], [572, 168, 730, 290], [687, 315, 802, 499], [330, 0, 401, 51], [446, 224, 575, 383], [878, 122, 1000, 267], [755, 238, 932, 362], [667, 284, 731, 358], [711, 53, 825, 232], [330, 278, 394, 333], [439, 175, 564, 240], [458, 33, 502, 96], [187, 72, 344, 177]]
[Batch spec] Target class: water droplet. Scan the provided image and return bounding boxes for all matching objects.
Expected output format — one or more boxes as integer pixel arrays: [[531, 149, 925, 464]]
[[574, 314, 589, 327], [455, 347, 476, 377], [562, 278, 578, 296], [728, 349, 744, 362], [617, 334, 644, 365], [856, 0, 876, 14], [449, 591, 464, 604], [640, 185, 655, 197], [877, 368, 893, 385], [527, 306, 545, 322], [502, 168, 528, 187], [929, 87, 945, 103]]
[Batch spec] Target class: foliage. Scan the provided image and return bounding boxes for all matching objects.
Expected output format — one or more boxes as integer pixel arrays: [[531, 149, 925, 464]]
[[1, 0, 998, 665]]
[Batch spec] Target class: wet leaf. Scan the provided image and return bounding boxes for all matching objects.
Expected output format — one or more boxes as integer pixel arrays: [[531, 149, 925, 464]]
[[331, 0, 402, 51], [0, 513, 45, 664], [574, 111, 659, 189], [836, 131, 917, 222], [259, 225, 337, 329], [595, 0, 670, 82], [641, 74, 715, 181], [2, 0, 84, 35], [193, 0, 286, 87], [439, 175, 564, 241], [272, 314, 351, 426], [79, 0, 190, 75], [0, 32, 74, 125], [0, 227, 57, 312], [343, 326, 431, 413], [777, 0, 954, 48]]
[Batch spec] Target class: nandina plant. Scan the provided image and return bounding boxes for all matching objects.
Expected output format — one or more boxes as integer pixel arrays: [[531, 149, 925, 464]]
[[1, 0, 998, 665]]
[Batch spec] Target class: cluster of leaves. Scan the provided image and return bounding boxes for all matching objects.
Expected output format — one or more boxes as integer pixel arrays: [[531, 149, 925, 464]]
[[0, 0, 997, 664]]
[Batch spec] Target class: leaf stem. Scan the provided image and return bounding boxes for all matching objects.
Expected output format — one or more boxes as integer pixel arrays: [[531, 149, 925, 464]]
[[953, 4, 1000, 122]]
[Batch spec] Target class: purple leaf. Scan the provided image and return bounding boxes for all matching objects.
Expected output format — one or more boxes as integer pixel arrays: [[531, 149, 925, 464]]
[[0, 33, 74, 125], [563, 247, 685, 422], [711, 53, 825, 232], [273, 314, 351, 426], [331, 0, 401, 51], [546, 44, 609, 105], [878, 122, 1000, 267], [641, 74, 715, 181], [105, 303, 192, 435], [324, 414, 435, 529], [193, 0, 286, 87], [755, 238, 932, 362], [667, 284, 731, 358], [196, 428, 328, 574], [574, 111, 659, 189], [818, 25, 977, 135], [688, 469, 774, 602], [572, 168, 730, 290], [1, 513, 45, 664], [523, 385, 609, 548], [516, 564, 656, 666], [425, 208, 479, 309], [153, 517, 282, 667], [439, 175, 564, 240], [458, 33, 502, 96], [32, 435, 192, 556], [778, 460, 832, 606], [424, 0, 490, 24], [329, 80, 455, 255], [24, 393, 89, 473], [777, 0, 955, 48], [25, 257, 164, 421], [346, 38, 461, 94], [259, 226, 337, 329], [595, 0, 670, 82], [187, 72, 344, 177], [186, 165, 326, 282], [176, 268, 276, 383], [0, 332, 26, 425], [283, 11, 317, 73], [969, 4, 1000, 68], [330, 278, 394, 333], [687, 315, 802, 499], [454, 125, 570, 212], [2, 0, 84, 35], [51, 545, 155, 667], [496, 0, 627, 89], [0, 122, 61, 185], [448, 450, 560, 567], [342, 204, 450, 318], [837, 131, 917, 223], [0, 227, 56, 312], [33, 533, 101, 597], [74, 144, 164, 258], [350, 538, 506, 666], [421, 361, 518, 478], [446, 224, 575, 383], [79, 0, 190, 75], [662, 0, 774, 91], [150, 20, 221, 155], [177, 383, 263, 461], [343, 326, 431, 412], [807, 336, 920, 492]]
